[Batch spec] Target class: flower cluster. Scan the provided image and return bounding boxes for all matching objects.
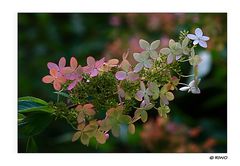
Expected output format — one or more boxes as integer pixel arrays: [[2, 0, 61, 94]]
[[42, 28, 209, 145]]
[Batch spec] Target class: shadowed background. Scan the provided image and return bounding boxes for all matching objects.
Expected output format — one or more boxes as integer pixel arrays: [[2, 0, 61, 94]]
[[18, 13, 227, 152]]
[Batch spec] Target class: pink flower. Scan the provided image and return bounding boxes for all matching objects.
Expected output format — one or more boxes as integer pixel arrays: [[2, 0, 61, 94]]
[[83, 56, 105, 77], [62, 57, 83, 90], [47, 57, 66, 74], [42, 68, 66, 91]]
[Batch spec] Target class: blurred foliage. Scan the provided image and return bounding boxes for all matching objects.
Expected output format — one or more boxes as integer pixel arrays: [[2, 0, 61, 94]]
[[18, 13, 227, 153]]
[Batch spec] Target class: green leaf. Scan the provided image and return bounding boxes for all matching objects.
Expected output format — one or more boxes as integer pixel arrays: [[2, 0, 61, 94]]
[[96, 131, 106, 144], [18, 113, 25, 123], [26, 136, 38, 153], [128, 124, 135, 134], [111, 124, 120, 137], [19, 96, 48, 105], [18, 96, 54, 114], [54, 91, 69, 98], [18, 112, 53, 137], [72, 131, 81, 142], [81, 133, 90, 146], [141, 110, 148, 123]]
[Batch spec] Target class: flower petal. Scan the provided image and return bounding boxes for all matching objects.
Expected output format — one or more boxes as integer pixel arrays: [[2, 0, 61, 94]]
[[75, 105, 83, 111], [149, 50, 158, 59], [179, 86, 190, 91], [42, 75, 54, 83], [133, 63, 144, 73], [50, 68, 58, 77], [47, 62, 59, 70], [87, 56, 95, 67], [187, 34, 197, 40], [199, 40, 207, 48], [83, 104, 94, 110], [58, 57, 66, 69], [150, 40, 160, 50], [139, 39, 150, 50], [67, 80, 78, 90], [160, 48, 171, 55], [53, 80, 61, 91], [193, 39, 199, 45], [57, 76, 66, 84], [90, 69, 98, 77], [191, 87, 201, 94], [133, 53, 144, 62], [144, 59, 153, 68], [127, 71, 139, 81], [115, 71, 127, 80], [70, 57, 78, 70], [107, 59, 119, 66], [95, 57, 105, 69], [167, 54, 174, 64], [195, 28, 203, 37], [169, 39, 176, 49], [200, 36, 210, 41], [135, 90, 144, 101], [140, 81, 146, 91]]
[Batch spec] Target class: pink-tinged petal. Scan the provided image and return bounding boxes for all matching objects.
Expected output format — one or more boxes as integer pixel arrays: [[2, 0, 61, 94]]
[[127, 72, 139, 81], [62, 67, 74, 75], [87, 56, 96, 67], [42, 75, 54, 83], [167, 54, 174, 64], [53, 80, 61, 91], [193, 39, 199, 45], [187, 34, 197, 40], [199, 40, 207, 48], [120, 59, 131, 72], [75, 105, 83, 111], [140, 100, 146, 108], [160, 94, 169, 105], [70, 57, 78, 70], [90, 69, 98, 77], [107, 59, 119, 66], [58, 57, 66, 69], [76, 65, 83, 73], [57, 76, 66, 84], [115, 71, 127, 80], [67, 80, 78, 90], [65, 73, 77, 80], [83, 103, 94, 110], [200, 36, 210, 41], [82, 66, 90, 74], [47, 62, 59, 70], [143, 59, 153, 68], [50, 68, 58, 77], [135, 90, 144, 101], [195, 28, 203, 37], [133, 63, 144, 73], [95, 57, 105, 69]]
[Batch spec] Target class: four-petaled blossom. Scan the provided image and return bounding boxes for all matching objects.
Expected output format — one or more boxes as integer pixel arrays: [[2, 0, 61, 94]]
[[139, 39, 160, 60], [115, 52, 139, 81], [160, 39, 182, 64], [133, 52, 153, 72], [83, 56, 105, 77], [76, 103, 95, 123], [47, 57, 66, 74], [187, 28, 210, 48], [42, 68, 66, 91], [135, 81, 152, 107], [179, 79, 201, 94], [63, 57, 83, 90]]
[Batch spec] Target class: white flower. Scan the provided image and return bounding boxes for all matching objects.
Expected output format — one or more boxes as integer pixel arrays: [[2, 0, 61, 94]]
[[187, 28, 210, 48], [179, 79, 201, 94]]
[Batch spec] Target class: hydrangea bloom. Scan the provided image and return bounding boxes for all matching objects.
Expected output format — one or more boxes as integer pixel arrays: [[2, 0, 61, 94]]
[[187, 28, 210, 48], [139, 39, 160, 59], [83, 56, 105, 77], [47, 57, 66, 74], [133, 52, 153, 72], [179, 79, 201, 94]]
